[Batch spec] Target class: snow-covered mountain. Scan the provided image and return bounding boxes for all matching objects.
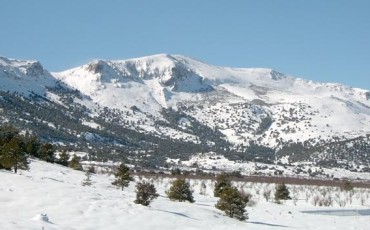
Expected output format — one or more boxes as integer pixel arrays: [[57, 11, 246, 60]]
[[0, 56, 56, 95], [53, 54, 370, 145], [1, 54, 370, 169]]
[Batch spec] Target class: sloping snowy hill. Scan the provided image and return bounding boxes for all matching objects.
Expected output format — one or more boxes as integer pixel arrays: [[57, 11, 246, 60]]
[[1, 160, 369, 230]]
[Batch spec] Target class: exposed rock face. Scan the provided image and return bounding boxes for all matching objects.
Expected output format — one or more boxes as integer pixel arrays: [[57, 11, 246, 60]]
[[26, 61, 45, 77], [86, 60, 108, 74], [270, 70, 285, 81]]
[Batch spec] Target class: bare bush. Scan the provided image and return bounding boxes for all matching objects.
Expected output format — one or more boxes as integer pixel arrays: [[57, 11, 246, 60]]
[[263, 189, 272, 201], [199, 180, 207, 195], [312, 195, 320, 206], [337, 198, 347, 207], [318, 196, 333, 207]]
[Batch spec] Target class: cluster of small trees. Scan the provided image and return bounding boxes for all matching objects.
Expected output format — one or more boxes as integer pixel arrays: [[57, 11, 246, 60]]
[[0, 125, 55, 173], [110, 165, 295, 222], [58, 151, 83, 170], [0, 125, 88, 173], [111, 163, 159, 206], [111, 163, 194, 206]]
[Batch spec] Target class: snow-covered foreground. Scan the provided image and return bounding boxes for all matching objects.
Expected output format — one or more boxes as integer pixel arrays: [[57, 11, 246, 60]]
[[1, 160, 369, 230]]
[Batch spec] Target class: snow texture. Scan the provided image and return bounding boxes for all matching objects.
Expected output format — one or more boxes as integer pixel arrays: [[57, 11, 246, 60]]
[[0, 160, 369, 230]]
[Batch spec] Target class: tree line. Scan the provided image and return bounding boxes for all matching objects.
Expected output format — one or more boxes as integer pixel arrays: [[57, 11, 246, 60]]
[[0, 125, 84, 172]]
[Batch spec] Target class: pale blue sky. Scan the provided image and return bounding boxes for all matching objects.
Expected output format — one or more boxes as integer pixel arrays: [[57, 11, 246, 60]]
[[1, 0, 369, 89]]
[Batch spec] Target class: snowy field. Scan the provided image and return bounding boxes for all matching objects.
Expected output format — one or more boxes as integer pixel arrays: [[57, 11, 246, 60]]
[[1, 160, 369, 230], [175, 153, 370, 180]]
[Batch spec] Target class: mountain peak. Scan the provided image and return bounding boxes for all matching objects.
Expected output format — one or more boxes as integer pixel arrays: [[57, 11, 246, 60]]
[[85, 60, 110, 74], [269, 70, 286, 81], [0, 56, 55, 95], [0, 56, 47, 78]]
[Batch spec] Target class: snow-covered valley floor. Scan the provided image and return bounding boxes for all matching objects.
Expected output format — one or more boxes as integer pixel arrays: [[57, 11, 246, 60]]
[[1, 160, 369, 230]]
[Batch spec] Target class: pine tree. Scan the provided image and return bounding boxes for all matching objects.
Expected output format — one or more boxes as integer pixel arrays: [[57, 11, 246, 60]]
[[112, 163, 133, 190], [134, 181, 159, 206], [214, 173, 232, 197], [0, 125, 19, 145], [24, 132, 40, 157], [167, 178, 194, 203], [68, 154, 83, 171], [215, 186, 249, 221], [274, 183, 291, 202], [0, 136, 29, 173], [58, 150, 70, 166], [38, 143, 55, 163]]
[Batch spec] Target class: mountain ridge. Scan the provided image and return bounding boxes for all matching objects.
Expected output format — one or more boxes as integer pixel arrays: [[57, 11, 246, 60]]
[[1, 54, 369, 170]]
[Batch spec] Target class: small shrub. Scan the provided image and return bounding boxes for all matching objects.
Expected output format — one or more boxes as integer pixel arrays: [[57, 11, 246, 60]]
[[68, 154, 82, 171], [87, 165, 96, 174], [263, 189, 271, 201], [318, 196, 333, 207], [135, 181, 159, 206], [360, 195, 366, 206], [199, 180, 207, 195], [82, 170, 93, 186], [312, 195, 320, 206], [274, 183, 291, 203], [342, 180, 353, 192]]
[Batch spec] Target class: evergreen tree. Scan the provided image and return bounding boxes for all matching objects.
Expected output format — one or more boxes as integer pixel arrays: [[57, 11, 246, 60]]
[[167, 178, 194, 203], [0, 136, 29, 173], [0, 125, 19, 145], [135, 181, 159, 206], [68, 154, 83, 170], [215, 186, 249, 221], [112, 163, 133, 190], [0, 125, 18, 170], [342, 180, 353, 191], [274, 183, 291, 202], [38, 143, 55, 163], [24, 132, 40, 157], [58, 150, 70, 166], [214, 173, 232, 197]]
